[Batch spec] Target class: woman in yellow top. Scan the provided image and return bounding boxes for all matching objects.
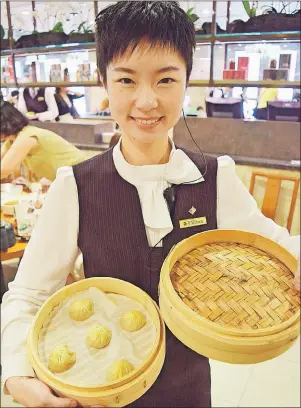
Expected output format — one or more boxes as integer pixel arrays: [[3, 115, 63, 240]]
[[254, 71, 278, 120], [1, 101, 87, 181]]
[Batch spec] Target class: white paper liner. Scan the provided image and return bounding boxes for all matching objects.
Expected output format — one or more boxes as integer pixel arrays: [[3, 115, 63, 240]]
[[38, 288, 156, 387]]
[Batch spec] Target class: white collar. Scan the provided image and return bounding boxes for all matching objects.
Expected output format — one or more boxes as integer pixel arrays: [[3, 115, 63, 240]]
[[112, 137, 204, 234]]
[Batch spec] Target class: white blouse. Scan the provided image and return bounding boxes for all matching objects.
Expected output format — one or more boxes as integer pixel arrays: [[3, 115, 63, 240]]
[[1, 140, 300, 391]]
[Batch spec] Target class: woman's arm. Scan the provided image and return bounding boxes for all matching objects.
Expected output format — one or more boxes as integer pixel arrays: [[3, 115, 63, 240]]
[[1, 135, 37, 179], [1, 167, 80, 391], [68, 92, 84, 100], [1, 140, 10, 160]]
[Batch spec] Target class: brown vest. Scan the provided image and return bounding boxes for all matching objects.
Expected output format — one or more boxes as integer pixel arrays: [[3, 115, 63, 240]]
[[23, 88, 48, 113], [73, 148, 217, 407]]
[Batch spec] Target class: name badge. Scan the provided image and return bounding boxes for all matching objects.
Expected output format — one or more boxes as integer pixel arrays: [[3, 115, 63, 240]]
[[179, 217, 207, 229], [38, 96, 45, 101]]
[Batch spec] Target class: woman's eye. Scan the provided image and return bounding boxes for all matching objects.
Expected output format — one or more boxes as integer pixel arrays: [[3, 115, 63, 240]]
[[159, 78, 175, 84], [118, 78, 134, 84]]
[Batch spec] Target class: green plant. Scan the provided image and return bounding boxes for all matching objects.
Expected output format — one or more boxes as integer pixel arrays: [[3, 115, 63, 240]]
[[262, 1, 300, 14], [0, 25, 5, 40], [242, 1, 257, 17], [70, 21, 93, 35], [52, 22, 64, 32], [186, 7, 199, 24]]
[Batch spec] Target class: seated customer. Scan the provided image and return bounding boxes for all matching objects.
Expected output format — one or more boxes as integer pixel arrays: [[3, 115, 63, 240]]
[[55, 87, 84, 122], [1, 102, 87, 181], [7, 90, 19, 107]]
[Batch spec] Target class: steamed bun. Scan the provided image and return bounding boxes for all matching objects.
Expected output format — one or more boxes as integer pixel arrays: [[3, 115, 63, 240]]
[[86, 325, 112, 349], [106, 360, 135, 382], [68, 298, 94, 321], [120, 310, 146, 332], [48, 345, 76, 373]]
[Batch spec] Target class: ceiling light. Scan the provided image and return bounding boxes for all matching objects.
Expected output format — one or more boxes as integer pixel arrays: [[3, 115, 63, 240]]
[[22, 11, 30, 15], [202, 9, 210, 15]]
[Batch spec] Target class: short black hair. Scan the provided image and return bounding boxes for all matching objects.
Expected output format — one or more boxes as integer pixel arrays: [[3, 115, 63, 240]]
[[0, 101, 29, 137], [95, 1, 196, 86]]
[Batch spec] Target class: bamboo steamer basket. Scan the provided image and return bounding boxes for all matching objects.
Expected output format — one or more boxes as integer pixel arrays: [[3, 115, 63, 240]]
[[28, 277, 166, 407], [159, 230, 300, 364]]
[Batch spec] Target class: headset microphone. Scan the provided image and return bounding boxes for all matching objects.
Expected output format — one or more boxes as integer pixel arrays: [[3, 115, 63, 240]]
[[162, 109, 208, 216], [149, 110, 209, 270], [163, 185, 176, 217]]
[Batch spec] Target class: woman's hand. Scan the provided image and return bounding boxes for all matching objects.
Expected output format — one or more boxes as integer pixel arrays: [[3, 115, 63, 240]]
[[5, 377, 78, 407], [5, 377, 106, 407]]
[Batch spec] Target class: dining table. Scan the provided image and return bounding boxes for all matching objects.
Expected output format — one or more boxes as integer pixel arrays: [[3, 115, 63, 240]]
[[1, 183, 46, 300]]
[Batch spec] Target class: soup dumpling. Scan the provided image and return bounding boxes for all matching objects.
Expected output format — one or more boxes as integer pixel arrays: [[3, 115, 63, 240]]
[[120, 310, 146, 332], [48, 345, 76, 373], [68, 298, 94, 321], [86, 324, 112, 349], [106, 360, 135, 382]]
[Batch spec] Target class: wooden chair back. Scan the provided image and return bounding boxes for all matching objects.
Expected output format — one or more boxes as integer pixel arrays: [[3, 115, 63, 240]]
[[249, 171, 300, 232]]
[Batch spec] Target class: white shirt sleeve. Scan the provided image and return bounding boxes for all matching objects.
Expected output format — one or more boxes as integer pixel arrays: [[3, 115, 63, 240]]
[[217, 155, 300, 257], [16, 88, 28, 116], [36, 88, 59, 122], [1, 166, 79, 392]]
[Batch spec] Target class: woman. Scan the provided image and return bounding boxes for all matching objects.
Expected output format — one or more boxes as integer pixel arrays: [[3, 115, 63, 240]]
[[7, 90, 19, 107], [55, 87, 84, 122], [1, 101, 87, 181], [2, 2, 300, 408], [254, 87, 278, 120], [254, 71, 278, 120]]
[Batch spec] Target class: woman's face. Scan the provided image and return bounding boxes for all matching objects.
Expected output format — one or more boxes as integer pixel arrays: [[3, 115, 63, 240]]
[[105, 42, 187, 145]]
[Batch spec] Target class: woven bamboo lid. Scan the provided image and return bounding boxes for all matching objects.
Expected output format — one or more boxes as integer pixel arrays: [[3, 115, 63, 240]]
[[171, 241, 300, 332], [159, 230, 300, 363]]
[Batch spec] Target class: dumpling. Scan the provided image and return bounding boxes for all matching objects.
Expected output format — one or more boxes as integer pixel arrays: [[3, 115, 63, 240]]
[[86, 325, 112, 349], [120, 310, 146, 332], [68, 298, 94, 321], [106, 360, 135, 382], [48, 345, 76, 373]]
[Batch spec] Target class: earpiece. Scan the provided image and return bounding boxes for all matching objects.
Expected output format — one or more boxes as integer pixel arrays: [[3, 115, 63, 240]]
[[182, 108, 208, 178], [162, 109, 208, 217]]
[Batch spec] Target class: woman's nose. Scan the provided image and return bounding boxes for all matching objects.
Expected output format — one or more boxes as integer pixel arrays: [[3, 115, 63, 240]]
[[135, 90, 159, 111]]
